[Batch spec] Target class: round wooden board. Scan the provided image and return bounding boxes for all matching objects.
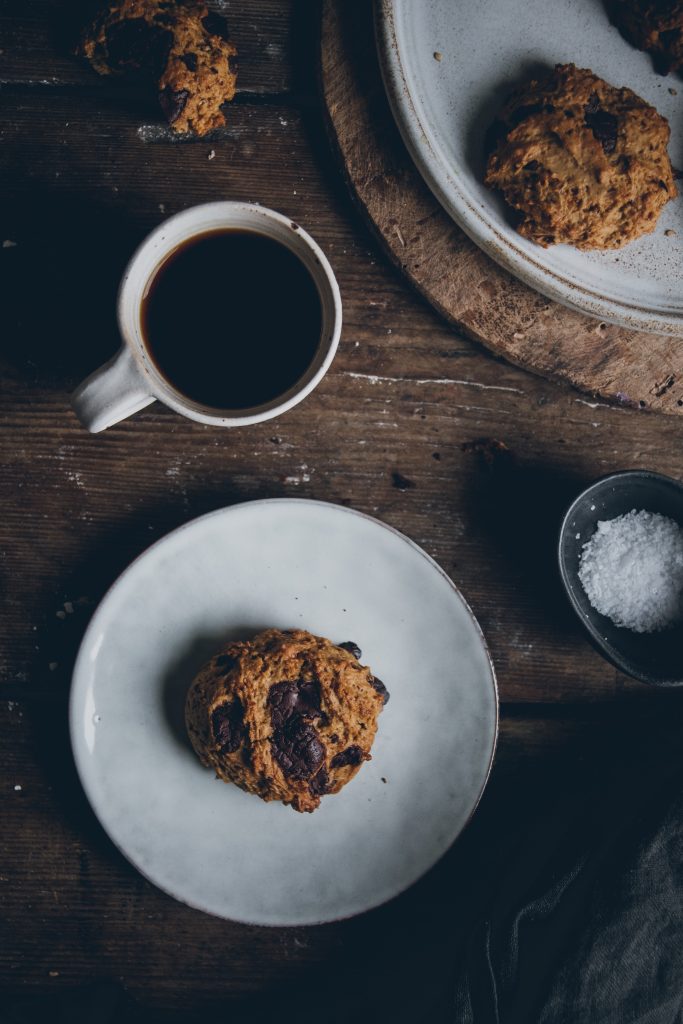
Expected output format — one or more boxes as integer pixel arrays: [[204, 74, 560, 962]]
[[320, 0, 683, 416]]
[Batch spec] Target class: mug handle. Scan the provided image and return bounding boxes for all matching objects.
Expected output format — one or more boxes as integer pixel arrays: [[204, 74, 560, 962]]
[[71, 346, 156, 433]]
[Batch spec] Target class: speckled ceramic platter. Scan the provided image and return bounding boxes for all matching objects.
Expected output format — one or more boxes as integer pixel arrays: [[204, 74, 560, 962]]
[[377, 0, 683, 334], [70, 499, 498, 926]]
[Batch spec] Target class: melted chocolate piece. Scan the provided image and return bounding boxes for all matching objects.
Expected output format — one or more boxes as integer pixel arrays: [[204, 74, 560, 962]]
[[338, 641, 362, 659], [584, 93, 618, 154], [268, 675, 326, 782], [272, 718, 324, 780], [330, 745, 365, 769], [268, 679, 321, 729], [211, 699, 244, 754], [158, 86, 189, 125], [309, 766, 329, 797], [370, 676, 390, 705], [180, 51, 198, 72]]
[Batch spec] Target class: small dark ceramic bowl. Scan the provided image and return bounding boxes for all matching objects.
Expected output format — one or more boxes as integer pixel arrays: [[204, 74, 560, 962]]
[[558, 470, 683, 686]]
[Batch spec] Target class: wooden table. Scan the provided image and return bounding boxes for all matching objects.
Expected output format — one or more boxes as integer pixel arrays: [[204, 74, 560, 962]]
[[1, 2, 681, 1019]]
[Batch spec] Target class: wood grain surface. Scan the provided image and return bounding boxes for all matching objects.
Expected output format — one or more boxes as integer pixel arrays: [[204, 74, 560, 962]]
[[1, 1, 682, 1019], [320, 0, 683, 415]]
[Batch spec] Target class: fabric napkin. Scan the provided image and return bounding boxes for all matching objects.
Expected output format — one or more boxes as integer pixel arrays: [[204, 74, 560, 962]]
[[452, 706, 683, 1024]]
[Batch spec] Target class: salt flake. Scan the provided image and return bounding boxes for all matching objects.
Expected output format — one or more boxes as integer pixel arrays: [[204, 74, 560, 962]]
[[579, 509, 683, 633]]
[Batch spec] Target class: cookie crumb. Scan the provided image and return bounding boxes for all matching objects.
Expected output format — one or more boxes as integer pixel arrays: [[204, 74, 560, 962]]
[[669, 88, 678, 96], [49, 662, 58, 672], [2, 240, 17, 248], [381, 777, 387, 783], [208, 149, 215, 160], [433, 51, 443, 61], [14, 785, 22, 792], [64, 601, 74, 614], [48, 971, 59, 978], [392, 471, 416, 491], [56, 610, 66, 620], [665, 228, 676, 236], [79, 1, 238, 136]]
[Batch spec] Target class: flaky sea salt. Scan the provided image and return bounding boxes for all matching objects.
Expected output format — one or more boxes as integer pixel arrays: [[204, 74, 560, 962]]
[[578, 509, 683, 633]]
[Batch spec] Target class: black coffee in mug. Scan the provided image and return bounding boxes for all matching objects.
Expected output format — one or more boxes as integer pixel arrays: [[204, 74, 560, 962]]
[[141, 229, 323, 410]]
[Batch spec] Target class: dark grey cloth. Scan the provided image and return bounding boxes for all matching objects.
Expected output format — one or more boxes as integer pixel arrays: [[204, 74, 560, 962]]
[[453, 715, 683, 1024]]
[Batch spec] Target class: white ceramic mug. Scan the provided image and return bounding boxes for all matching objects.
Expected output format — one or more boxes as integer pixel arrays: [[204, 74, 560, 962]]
[[71, 202, 342, 432]]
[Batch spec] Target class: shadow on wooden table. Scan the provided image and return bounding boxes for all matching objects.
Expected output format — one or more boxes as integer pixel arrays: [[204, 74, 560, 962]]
[[0, 192, 146, 387], [19, 506, 248, 857], [462, 441, 589, 636]]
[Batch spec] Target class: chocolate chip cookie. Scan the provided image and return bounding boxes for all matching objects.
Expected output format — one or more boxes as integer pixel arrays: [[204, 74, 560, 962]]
[[79, 0, 238, 135], [484, 63, 676, 249], [185, 629, 389, 813], [610, 0, 683, 75]]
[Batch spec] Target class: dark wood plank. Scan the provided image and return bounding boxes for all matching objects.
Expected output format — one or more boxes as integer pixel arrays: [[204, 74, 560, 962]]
[[3, 93, 683, 706], [0, 0, 306, 95]]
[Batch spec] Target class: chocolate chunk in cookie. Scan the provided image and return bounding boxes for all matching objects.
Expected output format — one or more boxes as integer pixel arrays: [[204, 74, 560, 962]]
[[272, 718, 325, 781], [211, 698, 245, 754], [330, 744, 366, 769], [158, 85, 189, 124], [370, 676, 390, 704], [268, 678, 322, 728], [337, 640, 362, 659], [583, 93, 618, 154], [309, 766, 329, 797]]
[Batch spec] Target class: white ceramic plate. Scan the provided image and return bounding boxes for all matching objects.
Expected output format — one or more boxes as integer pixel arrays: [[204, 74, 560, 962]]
[[70, 499, 498, 926], [377, 0, 683, 334]]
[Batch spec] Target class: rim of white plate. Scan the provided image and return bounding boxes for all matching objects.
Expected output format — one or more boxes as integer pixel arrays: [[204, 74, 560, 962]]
[[69, 498, 499, 924]]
